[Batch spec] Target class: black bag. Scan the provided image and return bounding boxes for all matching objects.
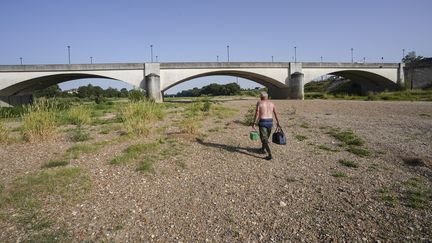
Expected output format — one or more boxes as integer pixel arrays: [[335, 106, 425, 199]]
[[272, 126, 286, 145]]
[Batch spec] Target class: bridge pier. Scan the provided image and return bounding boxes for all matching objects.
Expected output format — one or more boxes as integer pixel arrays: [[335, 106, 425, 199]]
[[0, 95, 33, 107], [288, 72, 304, 100], [145, 73, 163, 102]]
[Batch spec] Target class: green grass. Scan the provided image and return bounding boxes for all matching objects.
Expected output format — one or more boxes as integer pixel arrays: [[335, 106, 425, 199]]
[[1, 167, 89, 241], [243, 106, 256, 126], [295, 135, 307, 141], [21, 99, 58, 142], [69, 128, 91, 142], [347, 146, 370, 157], [179, 117, 201, 135], [136, 158, 154, 172], [119, 101, 164, 136], [379, 187, 397, 207], [110, 142, 159, 165], [403, 177, 431, 209], [0, 120, 10, 143], [41, 159, 69, 169], [317, 144, 339, 152], [331, 171, 347, 178], [67, 105, 91, 126], [300, 122, 310, 128], [210, 105, 238, 119], [338, 159, 359, 168], [65, 141, 110, 159], [305, 89, 432, 101], [328, 129, 364, 146]]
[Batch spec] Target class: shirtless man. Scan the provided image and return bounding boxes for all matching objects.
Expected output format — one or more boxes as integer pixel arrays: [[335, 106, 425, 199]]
[[252, 91, 280, 160]]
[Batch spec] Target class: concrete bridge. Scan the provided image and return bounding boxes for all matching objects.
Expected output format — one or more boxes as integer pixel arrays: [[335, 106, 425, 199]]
[[0, 62, 404, 106]]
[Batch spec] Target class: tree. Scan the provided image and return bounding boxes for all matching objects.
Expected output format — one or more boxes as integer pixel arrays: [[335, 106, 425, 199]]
[[35, 84, 61, 97]]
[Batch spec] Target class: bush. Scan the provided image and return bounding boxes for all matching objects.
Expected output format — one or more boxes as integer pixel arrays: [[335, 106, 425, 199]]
[[243, 106, 256, 126], [128, 90, 146, 102], [119, 101, 164, 136], [69, 128, 91, 142], [0, 106, 25, 118], [67, 105, 91, 127], [21, 99, 58, 142], [179, 117, 201, 135], [0, 120, 9, 143]]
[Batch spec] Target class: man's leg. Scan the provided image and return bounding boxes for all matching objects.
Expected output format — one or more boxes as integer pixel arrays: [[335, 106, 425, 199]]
[[259, 127, 273, 160]]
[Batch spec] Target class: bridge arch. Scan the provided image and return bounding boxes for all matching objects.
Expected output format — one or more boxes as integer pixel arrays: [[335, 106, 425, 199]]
[[305, 69, 400, 94], [1, 73, 135, 96], [161, 70, 287, 93]]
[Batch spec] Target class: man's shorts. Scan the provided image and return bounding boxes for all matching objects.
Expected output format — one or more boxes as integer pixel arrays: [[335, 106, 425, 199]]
[[258, 118, 273, 143]]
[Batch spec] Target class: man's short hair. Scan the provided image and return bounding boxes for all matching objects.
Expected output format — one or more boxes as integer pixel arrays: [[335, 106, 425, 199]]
[[260, 91, 268, 99]]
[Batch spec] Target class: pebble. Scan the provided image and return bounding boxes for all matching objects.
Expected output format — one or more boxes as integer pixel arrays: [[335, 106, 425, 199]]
[[280, 201, 287, 207]]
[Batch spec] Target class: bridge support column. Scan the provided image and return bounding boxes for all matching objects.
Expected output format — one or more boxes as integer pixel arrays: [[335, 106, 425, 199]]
[[145, 73, 163, 102], [268, 87, 290, 99], [0, 95, 33, 107], [288, 72, 304, 100]]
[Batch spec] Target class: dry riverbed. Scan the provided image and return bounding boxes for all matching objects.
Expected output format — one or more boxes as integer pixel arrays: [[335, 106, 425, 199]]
[[0, 99, 431, 242]]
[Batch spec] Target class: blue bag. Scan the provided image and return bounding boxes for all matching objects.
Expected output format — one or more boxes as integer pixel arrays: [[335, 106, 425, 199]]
[[272, 126, 286, 145]]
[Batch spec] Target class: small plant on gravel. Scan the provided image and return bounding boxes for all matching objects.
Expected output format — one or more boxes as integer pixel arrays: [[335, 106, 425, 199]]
[[67, 105, 91, 126], [379, 187, 397, 207], [210, 105, 237, 119], [179, 117, 201, 135], [69, 128, 91, 142], [65, 141, 110, 159], [338, 159, 359, 168], [317, 144, 339, 152], [21, 98, 58, 142], [295, 135, 307, 141], [202, 99, 212, 112], [110, 142, 159, 165], [41, 159, 69, 169], [136, 158, 154, 172], [119, 101, 164, 136], [300, 122, 310, 128], [329, 129, 364, 146], [403, 177, 431, 209], [331, 171, 347, 178], [347, 146, 370, 157]]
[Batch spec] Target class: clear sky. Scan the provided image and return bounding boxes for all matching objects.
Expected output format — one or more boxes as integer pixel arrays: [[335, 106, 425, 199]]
[[1, 0, 431, 93]]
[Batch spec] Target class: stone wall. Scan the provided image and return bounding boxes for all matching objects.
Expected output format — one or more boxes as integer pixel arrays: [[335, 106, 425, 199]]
[[404, 63, 432, 89]]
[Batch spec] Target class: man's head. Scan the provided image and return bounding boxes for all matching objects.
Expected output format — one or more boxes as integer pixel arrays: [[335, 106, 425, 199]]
[[260, 91, 268, 100]]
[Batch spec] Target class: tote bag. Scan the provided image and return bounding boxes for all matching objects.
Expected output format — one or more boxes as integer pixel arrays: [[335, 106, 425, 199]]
[[272, 126, 286, 145]]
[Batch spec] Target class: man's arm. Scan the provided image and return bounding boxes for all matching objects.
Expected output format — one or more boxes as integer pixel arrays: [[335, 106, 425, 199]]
[[273, 104, 280, 127], [252, 102, 260, 129]]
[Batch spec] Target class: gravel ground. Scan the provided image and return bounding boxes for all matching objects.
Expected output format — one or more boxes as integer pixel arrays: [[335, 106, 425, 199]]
[[1, 99, 431, 242]]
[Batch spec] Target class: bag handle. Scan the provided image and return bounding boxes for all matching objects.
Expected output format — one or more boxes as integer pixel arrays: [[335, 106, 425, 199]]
[[275, 126, 284, 133]]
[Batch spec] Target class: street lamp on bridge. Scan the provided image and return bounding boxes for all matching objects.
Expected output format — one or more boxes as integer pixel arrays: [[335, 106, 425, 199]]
[[402, 48, 405, 61], [227, 45, 230, 62], [271, 56, 274, 62], [90, 56, 93, 64], [350, 48, 354, 63], [217, 55, 219, 62], [20, 57, 23, 65], [150, 44, 154, 63], [294, 46, 297, 63], [67, 45, 71, 64]]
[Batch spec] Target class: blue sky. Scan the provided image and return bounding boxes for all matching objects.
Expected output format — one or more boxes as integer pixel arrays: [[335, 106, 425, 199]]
[[1, 0, 431, 94]]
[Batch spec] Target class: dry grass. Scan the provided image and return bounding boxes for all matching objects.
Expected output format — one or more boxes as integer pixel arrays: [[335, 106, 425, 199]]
[[21, 99, 58, 142]]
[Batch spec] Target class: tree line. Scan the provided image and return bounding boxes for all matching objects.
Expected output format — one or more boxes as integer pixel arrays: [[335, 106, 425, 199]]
[[35, 84, 140, 99], [175, 82, 249, 97]]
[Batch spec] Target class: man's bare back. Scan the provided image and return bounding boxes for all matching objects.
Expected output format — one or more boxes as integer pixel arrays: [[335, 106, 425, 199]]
[[256, 100, 275, 120]]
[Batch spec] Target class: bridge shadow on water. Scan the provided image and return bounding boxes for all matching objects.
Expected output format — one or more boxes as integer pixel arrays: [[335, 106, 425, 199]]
[[195, 138, 264, 159]]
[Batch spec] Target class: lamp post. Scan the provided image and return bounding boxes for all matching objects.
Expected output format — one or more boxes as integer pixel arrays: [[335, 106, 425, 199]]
[[20, 57, 23, 65], [217, 55, 219, 62], [67, 45, 71, 64], [350, 48, 354, 63], [381, 57, 384, 64], [90, 56, 93, 64], [150, 44, 153, 63], [156, 56, 158, 62], [227, 45, 230, 62], [294, 46, 297, 63], [363, 57, 366, 63], [271, 56, 274, 62], [320, 56, 323, 63], [402, 48, 405, 61]]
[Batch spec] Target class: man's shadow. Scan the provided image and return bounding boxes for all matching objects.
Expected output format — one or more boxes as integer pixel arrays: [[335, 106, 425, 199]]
[[196, 138, 264, 159]]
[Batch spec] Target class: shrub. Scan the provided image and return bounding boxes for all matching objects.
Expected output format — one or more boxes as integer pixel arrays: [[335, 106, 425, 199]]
[[41, 160, 69, 169], [21, 98, 58, 142], [202, 100, 212, 112], [119, 101, 164, 136], [329, 129, 364, 146], [69, 128, 91, 142], [67, 105, 91, 126], [0, 120, 9, 143], [179, 117, 201, 134], [243, 106, 256, 126], [128, 90, 146, 102]]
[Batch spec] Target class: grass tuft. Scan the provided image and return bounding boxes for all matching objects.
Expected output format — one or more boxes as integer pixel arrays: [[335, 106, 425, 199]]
[[329, 129, 364, 146], [69, 128, 91, 142], [67, 105, 91, 126], [0, 120, 10, 143], [295, 135, 307, 141], [110, 142, 159, 165], [331, 171, 347, 178], [21, 98, 58, 142], [338, 159, 359, 168], [119, 101, 164, 136], [347, 146, 370, 157], [403, 177, 431, 209], [41, 160, 69, 169]]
